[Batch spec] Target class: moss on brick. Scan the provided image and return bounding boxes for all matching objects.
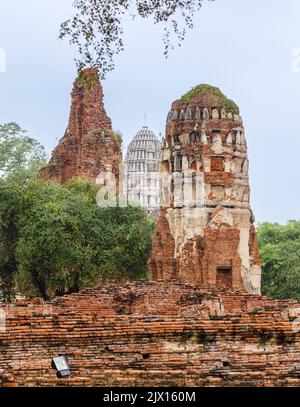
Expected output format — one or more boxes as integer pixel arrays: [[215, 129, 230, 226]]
[[180, 84, 240, 114]]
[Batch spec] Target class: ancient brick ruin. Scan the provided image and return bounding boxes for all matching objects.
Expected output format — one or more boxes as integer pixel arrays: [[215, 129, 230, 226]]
[[39, 68, 122, 184], [1, 282, 300, 387], [148, 85, 261, 295], [2, 82, 299, 388]]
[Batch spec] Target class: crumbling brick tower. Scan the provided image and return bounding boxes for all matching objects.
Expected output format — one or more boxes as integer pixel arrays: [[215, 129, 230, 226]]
[[148, 85, 261, 294], [39, 68, 121, 184]]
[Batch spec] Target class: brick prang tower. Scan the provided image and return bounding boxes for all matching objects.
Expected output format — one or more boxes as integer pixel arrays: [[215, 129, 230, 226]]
[[39, 68, 122, 185], [148, 84, 261, 294]]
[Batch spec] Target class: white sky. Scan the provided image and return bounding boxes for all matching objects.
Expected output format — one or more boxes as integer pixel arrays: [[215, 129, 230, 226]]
[[0, 0, 300, 224]]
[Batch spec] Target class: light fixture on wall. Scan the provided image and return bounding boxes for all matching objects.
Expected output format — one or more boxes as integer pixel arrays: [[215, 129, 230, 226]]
[[51, 355, 70, 378]]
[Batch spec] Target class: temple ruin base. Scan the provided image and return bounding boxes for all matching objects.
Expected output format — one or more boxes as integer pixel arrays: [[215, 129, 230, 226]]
[[1, 281, 300, 387]]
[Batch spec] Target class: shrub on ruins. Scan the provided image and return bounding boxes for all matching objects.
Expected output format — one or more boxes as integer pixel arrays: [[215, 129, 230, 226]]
[[258, 221, 300, 301], [0, 177, 155, 301]]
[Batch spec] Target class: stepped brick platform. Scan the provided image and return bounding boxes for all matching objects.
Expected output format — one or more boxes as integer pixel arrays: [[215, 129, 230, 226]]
[[1, 282, 300, 387]]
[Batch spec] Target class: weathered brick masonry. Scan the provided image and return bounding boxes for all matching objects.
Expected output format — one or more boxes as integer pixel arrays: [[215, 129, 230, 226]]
[[7, 81, 298, 388], [149, 85, 261, 295], [1, 282, 300, 387], [39, 68, 122, 184]]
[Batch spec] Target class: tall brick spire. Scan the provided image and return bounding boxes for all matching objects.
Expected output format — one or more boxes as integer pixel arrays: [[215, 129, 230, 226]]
[[148, 84, 261, 294], [39, 68, 121, 184]]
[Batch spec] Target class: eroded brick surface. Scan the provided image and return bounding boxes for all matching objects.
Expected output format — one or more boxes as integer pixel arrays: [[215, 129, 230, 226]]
[[1, 282, 300, 387], [39, 68, 122, 184], [149, 89, 261, 294]]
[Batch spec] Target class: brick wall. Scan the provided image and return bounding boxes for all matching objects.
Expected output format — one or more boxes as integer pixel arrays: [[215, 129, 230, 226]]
[[1, 282, 300, 387]]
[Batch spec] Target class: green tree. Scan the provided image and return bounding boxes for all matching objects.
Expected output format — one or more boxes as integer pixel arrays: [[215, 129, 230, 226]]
[[257, 221, 300, 301], [0, 124, 47, 300], [59, 0, 215, 78], [0, 178, 155, 301], [91, 205, 155, 281], [0, 179, 21, 301], [0, 122, 47, 181], [14, 180, 98, 299]]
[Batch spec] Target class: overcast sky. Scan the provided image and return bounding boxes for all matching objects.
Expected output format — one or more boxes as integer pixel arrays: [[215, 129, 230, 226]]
[[0, 0, 300, 224]]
